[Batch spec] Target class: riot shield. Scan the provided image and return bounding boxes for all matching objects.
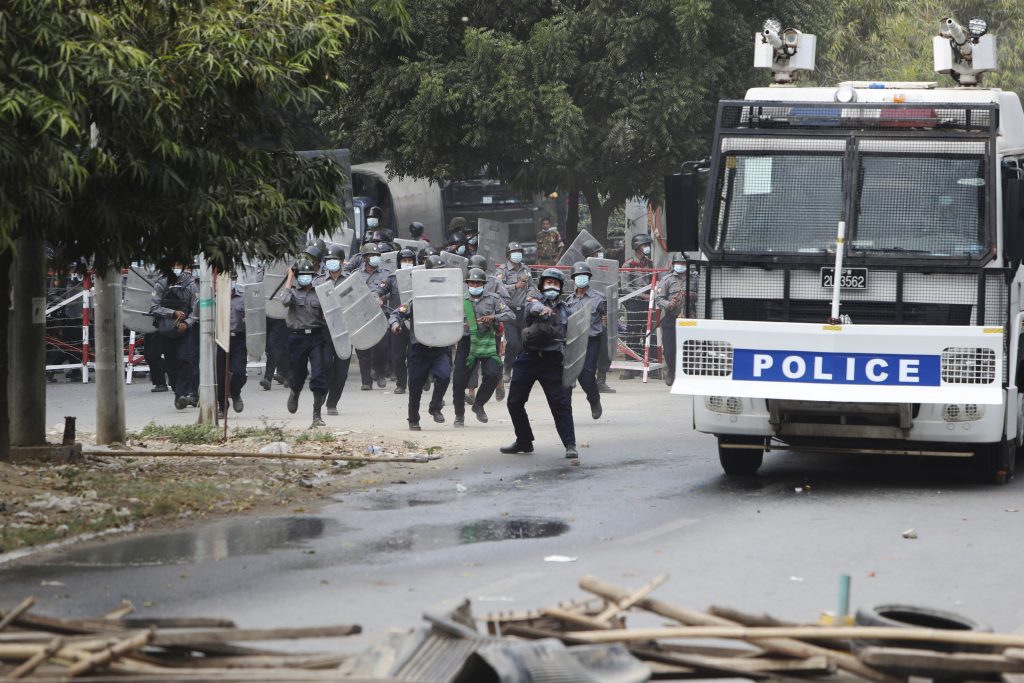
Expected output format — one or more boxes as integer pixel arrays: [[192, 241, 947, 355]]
[[556, 229, 598, 267], [561, 303, 591, 387], [334, 272, 388, 350], [411, 268, 465, 348], [393, 238, 422, 251], [123, 266, 159, 333], [588, 257, 620, 358], [604, 282, 620, 359], [379, 249, 398, 274], [395, 265, 424, 307], [315, 281, 352, 360], [439, 250, 468, 277], [477, 218, 509, 272], [264, 260, 290, 320], [242, 282, 267, 362]]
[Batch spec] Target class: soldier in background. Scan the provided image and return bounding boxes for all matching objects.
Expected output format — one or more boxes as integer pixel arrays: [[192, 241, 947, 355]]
[[495, 242, 533, 378], [389, 255, 452, 430], [215, 274, 247, 419], [149, 262, 200, 410], [535, 217, 563, 265], [620, 233, 654, 380], [656, 252, 697, 387], [316, 243, 351, 415], [565, 261, 606, 420], [281, 257, 331, 427], [581, 238, 616, 394], [354, 242, 392, 390]]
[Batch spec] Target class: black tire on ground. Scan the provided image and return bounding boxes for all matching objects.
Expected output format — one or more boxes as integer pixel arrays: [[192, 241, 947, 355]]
[[717, 436, 764, 476], [973, 439, 1016, 485]]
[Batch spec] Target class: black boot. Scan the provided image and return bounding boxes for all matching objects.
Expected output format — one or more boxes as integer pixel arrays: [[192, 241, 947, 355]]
[[311, 391, 326, 427]]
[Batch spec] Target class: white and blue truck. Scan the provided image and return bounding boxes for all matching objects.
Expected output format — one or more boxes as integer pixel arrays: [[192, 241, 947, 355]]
[[668, 18, 1024, 483]]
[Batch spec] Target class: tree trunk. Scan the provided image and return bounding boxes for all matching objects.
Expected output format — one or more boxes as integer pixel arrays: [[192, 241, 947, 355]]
[[582, 188, 615, 246], [10, 232, 47, 447], [565, 188, 580, 244], [94, 269, 126, 444], [0, 247, 11, 460]]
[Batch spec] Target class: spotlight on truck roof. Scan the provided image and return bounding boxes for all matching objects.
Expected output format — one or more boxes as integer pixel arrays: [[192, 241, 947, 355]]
[[968, 17, 988, 38], [933, 15, 996, 86], [754, 19, 816, 84]]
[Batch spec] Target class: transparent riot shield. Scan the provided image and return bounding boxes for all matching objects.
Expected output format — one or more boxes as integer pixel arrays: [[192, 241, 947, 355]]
[[379, 249, 398, 273], [242, 282, 266, 362], [477, 218, 509, 272], [123, 266, 159, 333], [393, 238, 423, 251], [315, 281, 352, 360], [603, 282, 620, 359], [439, 250, 468, 277], [410, 268, 465, 347], [556, 229, 598, 267], [395, 265, 424, 307], [561, 303, 591, 387], [587, 256, 619, 358], [264, 260, 290, 320], [334, 272, 388, 350]]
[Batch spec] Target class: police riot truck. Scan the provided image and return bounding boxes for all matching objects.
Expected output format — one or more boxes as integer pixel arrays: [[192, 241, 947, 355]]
[[667, 17, 1024, 483]]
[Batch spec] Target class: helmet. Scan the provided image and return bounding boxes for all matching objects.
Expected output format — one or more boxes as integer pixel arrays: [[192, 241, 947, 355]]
[[398, 247, 417, 262], [409, 221, 425, 238], [581, 239, 604, 258], [447, 231, 466, 247], [380, 228, 395, 242], [326, 243, 346, 260], [506, 241, 524, 255], [468, 254, 488, 270], [631, 233, 653, 250], [360, 242, 381, 256], [465, 267, 487, 284], [378, 241, 395, 253], [670, 251, 687, 264], [302, 239, 325, 262], [571, 261, 593, 279], [367, 206, 384, 219], [449, 216, 467, 232], [424, 255, 445, 270], [370, 230, 387, 243], [417, 246, 439, 264], [539, 267, 565, 289], [463, 222, 479, 236], [294, 257, 317, 275]]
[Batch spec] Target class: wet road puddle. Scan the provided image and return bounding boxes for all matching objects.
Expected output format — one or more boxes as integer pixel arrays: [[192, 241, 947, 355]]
[[369, 517, 568, 555], [35, 516, 326, 567]]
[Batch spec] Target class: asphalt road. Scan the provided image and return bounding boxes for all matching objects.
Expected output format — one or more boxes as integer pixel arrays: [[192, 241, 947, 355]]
[[4, 369, 1024, 645]]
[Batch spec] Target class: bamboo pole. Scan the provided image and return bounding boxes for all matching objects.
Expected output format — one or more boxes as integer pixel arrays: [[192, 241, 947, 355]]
[[83, 449, 440, 464], [592, 573, 667, 625], [0, 599, 35, 633], [5, 637, 62, 679], [67, 629, 153, 678]]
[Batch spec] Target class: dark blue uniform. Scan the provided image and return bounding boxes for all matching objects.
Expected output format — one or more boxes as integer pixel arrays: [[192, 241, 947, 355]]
[[216, 285, 248, 413], [280, 283, 330, 396], [389, 303, 451, 427]]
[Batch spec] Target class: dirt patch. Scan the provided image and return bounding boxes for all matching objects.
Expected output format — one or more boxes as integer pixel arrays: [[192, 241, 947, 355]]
[[0, 422, 453, 556]]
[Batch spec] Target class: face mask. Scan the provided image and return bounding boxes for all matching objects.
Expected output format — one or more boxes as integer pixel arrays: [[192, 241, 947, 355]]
[[596, 251, 604, 259], [509, 252, 523, 264], [400, 262, 414, 270], [296, 274, 313, 287], [642, 246, 651, 257], [325, 259, 341, 273], [673, 264, 686, 274], [467, 285, 484, 297], [468, 236, 478, 245], [172, 267, 183, 277], [368, 256, 381, 268], [456, 245, 466, 255], [543, 288, 560, 300], [367, 218, 379, 229], [574, 275, 590, 288]]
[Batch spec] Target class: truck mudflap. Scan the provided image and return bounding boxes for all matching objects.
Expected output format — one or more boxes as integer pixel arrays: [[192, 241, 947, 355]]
[[670, 319, 1004, 405]]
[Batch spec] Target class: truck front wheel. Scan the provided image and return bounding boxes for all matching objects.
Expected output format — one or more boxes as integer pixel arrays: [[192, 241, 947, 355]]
[[717, 436, 765, 476], [974, 440, 1016, 485]]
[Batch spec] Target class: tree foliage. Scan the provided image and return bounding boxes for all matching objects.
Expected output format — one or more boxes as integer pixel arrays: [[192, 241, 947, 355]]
[[321, 0, 789, 242], [1, 0, 409, 272]]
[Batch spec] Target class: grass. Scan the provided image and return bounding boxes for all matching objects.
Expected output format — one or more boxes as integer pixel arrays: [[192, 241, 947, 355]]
[[232, 424, 286, 441], [295, 430, 335, 444], [132, 422, 222, 445]]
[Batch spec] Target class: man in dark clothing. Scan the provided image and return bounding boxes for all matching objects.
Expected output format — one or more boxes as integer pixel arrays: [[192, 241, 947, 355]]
[[315, 243, 351, 415], [565, 261, 606, 420], [501, 268, 578, 460], [494, 242, 534, 375], [385, 247, 417, 394], [149, 263, 200, 410], [354, 242, 392, 390], [281, 257, 331, 427], [215, 277, 248, 418]]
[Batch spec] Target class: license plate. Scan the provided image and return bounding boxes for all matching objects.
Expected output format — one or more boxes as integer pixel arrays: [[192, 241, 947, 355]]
[[820, 267, 867, 289]]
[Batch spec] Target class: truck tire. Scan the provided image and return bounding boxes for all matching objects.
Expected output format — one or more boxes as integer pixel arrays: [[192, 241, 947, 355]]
[[974, 439, 1015, 485], [717, 436, 764, 476], [853, 604, 993, 672]]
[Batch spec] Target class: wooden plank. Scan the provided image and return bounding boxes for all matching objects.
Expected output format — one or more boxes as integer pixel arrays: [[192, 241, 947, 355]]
[[579, 575, 900, 683], [84, 449, 440, 464], [67, 629, 153, 677], [709, 604, 852, 651], [858, 646, 1024, 674], [101, 601, 134, 621], [164, 654, 346, 670], [0, 599, 35, 633], [5, 637, 62, 679], [117, 618, 236, 629], [538, 607, 611, 631], [591, 574, 668, 626], [150, 624, 361, 646]]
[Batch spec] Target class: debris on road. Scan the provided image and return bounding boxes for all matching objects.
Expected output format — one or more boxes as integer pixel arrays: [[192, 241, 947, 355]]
[[901, 528, 918, 539]]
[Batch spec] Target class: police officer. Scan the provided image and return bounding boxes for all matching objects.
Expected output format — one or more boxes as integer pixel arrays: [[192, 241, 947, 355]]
[[149, 262, 200, 410], [386, 247, 418, 394], [216, 275, 248, 419], [446, 231, 469, 257], [409, 221, 430, 245], [466, 254, 509, 401], [316, 243, 351, 415], [366, 205, 384, 233], [495, 242, 533, 376], [281, 257, 331, 427], [417, 246, 439, 264], [565, 262, 606, 420], [580, 239, 615, 393], [621, 233, 655, 379], [453, 268, 514, 427], [656, 252, 696, 386], [355, 242, 392, 390], [462, 223, 479, 257], [389, 255, 452, 430], [502, 268, 578, 460]]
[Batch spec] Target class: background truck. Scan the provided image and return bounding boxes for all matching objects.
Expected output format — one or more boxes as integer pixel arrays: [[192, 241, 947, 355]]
[[667, 17, 1024, 483]]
